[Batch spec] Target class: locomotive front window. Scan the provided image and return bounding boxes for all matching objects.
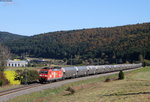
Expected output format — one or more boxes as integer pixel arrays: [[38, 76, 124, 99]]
[[52, 68, 61, 71], [40, 71, 48, 74]]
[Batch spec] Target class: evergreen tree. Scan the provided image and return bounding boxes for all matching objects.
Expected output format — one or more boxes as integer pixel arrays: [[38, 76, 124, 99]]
[[118, 70, 124, 80]]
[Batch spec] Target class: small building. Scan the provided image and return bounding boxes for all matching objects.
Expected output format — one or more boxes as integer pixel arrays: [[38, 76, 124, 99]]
[[7, 60, 28, 67]]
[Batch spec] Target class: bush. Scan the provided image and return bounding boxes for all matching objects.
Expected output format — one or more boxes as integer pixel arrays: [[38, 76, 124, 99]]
[[0, 71, 9, 86], [105, 77, 111, 82], [65, 87, 75, 94], [118, 70, 124, 80], [144, 59, 150, 66], [4, 71, 20, 85], [15, 69, 39, 84]]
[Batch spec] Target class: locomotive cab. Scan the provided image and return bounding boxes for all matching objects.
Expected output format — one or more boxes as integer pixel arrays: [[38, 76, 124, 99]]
[[39, 67, 50, 83], [39, 67, 63, 83]]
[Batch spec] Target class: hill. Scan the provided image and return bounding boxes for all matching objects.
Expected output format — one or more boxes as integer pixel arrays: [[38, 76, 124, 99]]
[[0, 31, 27, 43], [4, 22, 150, 64]]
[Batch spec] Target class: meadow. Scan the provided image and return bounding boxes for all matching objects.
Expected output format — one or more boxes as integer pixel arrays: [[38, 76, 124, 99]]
[[7, 66, 150, 102]]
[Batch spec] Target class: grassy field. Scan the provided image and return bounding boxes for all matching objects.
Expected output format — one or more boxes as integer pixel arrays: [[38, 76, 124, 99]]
[[7, 67, 150, 102]]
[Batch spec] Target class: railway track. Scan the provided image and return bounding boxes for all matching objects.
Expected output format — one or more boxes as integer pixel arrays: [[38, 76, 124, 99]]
[[0, 83, 41, 97]]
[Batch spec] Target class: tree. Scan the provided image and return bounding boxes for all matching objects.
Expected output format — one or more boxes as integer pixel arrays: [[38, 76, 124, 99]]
[[0, 44, 10, 71], [15, 69, 39, 84], [139, 54, 144, 62], [3, 23, 150, 64]]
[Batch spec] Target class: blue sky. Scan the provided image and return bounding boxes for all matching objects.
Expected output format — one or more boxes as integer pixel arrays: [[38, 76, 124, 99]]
[[0, 0, 150, 36]]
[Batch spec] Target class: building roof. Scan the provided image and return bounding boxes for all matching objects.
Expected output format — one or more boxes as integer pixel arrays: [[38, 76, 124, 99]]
[[7, 60, 28, 63]]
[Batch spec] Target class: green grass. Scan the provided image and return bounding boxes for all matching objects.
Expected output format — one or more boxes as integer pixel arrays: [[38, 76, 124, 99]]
[[126, 66, 150, 80], [7, 67, 150, 102]]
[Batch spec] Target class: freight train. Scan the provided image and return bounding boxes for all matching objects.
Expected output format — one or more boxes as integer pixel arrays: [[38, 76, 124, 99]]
[[39, 63, 142, 83]]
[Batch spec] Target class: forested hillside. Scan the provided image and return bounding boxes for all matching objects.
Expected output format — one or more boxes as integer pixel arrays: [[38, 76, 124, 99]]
[[4, 23, 150, 65], [0, 32, 27, 43]]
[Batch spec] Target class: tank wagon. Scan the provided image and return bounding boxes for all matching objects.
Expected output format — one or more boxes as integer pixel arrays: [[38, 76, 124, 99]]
[[39, 63, 142, 83]]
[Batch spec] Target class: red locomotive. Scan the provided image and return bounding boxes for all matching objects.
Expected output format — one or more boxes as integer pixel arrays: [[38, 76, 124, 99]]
[[39, 67, 63, 83], [39, 63, 142, 83]]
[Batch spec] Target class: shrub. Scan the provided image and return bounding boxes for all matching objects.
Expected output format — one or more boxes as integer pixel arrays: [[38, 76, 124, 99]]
[[65, 87, 75, 94], [118, 70, 124, 80], [0, 71, 9, 86], [15, 69, 39, 84], [105, 77, 111, 82], [144, 59, 150, 66], [4, 71, 20, 85]]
